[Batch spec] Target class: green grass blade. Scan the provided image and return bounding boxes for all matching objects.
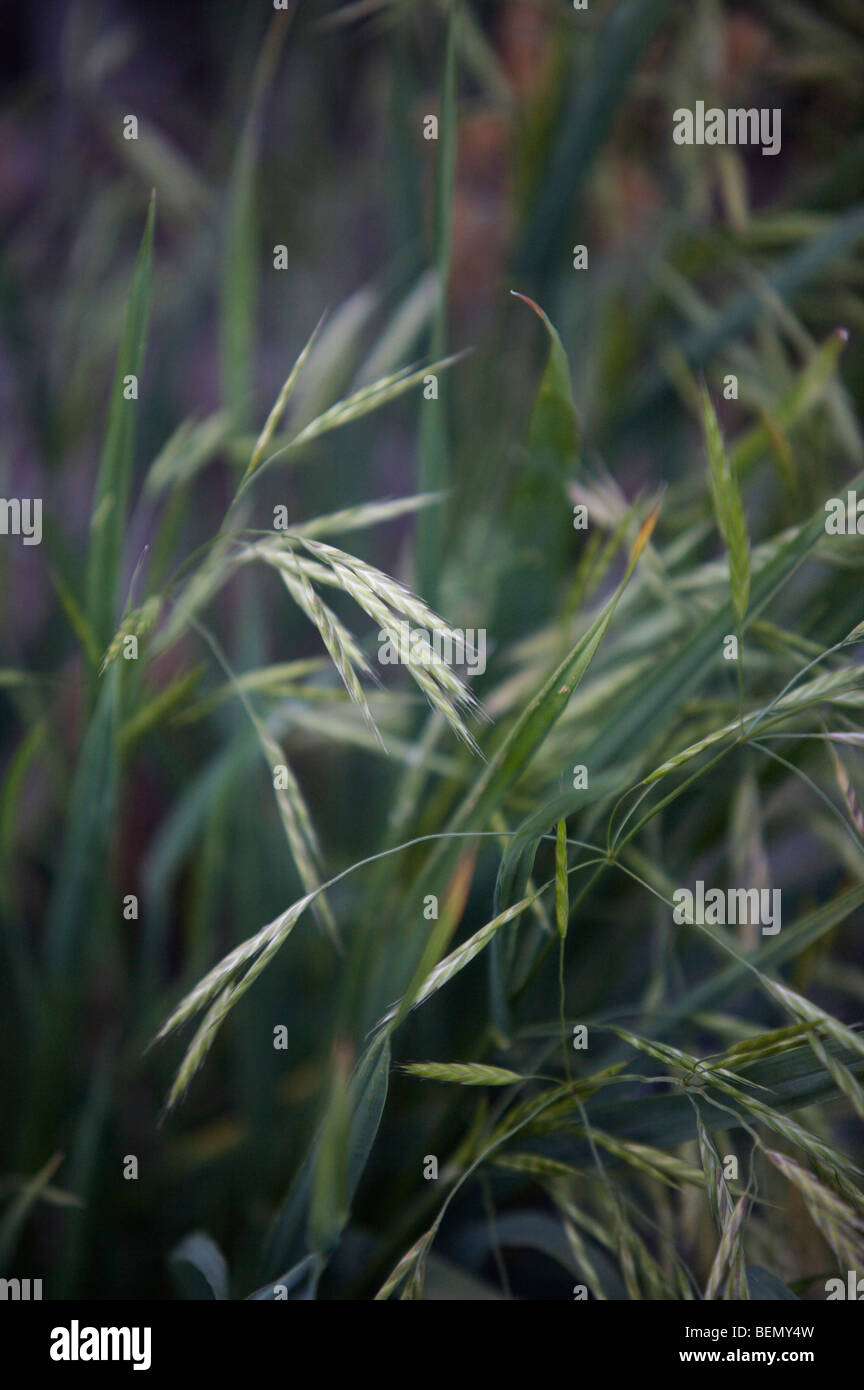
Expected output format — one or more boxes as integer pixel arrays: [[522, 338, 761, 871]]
[[555, 818, 569, 942], [701, 385, 750, 626], [417, 0, 458, 598], [44, 667, 120, 979], [515, 0, 674, 282], [170, 1232, 230, 1301], [84, 195, 155, 652], [461, 501, 660, 844], [0, 1152, 64, 1273], [220, 18, 288, 428]]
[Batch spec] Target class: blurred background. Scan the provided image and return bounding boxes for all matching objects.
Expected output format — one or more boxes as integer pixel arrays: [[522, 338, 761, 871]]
[[2, 0, 864, 1300]]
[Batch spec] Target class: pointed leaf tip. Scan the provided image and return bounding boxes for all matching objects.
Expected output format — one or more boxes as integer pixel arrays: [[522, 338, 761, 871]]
[[630, 496, 663, 564]]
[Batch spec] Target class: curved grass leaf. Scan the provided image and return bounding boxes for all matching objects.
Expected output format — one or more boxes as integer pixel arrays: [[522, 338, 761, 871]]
[[511, 292, 579, 470], [417, 0, 458, 597], [170, 1231, 229, 1301]]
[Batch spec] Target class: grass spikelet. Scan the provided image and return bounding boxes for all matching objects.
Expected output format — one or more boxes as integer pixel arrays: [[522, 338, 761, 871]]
[[163, 923, 298, 1112], [402, 1062, 525, 1086], [99, 598, 162, 675], [300, 539, 484, 750], [374, 1228, 435, 1301], [144, 410, 232, 497], [255, 720, 338, 940], [272, 549, 381, 744], [764, 1149, 864, 1271], [492, 1153, 581, 1180], [806, 1031, 864, 1120], [762, 978, 864, 1061], [827, 741, 864, 840], [696, 1112, 731, 1231], [254, 353, 468, 476], [264, 553, 372, 674], [251, 535, 485, 751], [704, 1193, 750, 1301], [709, 1023, 816, 1068], [154, 894, 314, 1045], [162, 986, 233, 1116], [695, 1113, 748, 1298], [291, 491, 446, 541], [190, 619, 336, 936], [300, 540, 480, 660], [378, 894, 536, 1028], [591, 1131, 707, 1191], [242, 312, 326, 489], [560, 1211, 608, 1302], [709, 1078, 861, 1176]]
